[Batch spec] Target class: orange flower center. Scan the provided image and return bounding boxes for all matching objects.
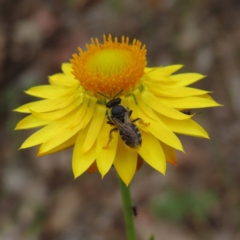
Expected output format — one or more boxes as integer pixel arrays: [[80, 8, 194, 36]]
[[71, 34, 146, 97]]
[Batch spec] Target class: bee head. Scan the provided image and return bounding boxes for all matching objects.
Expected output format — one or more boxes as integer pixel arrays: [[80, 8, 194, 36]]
[[106, 98, 121, 108], [97, 90, 124, 109]]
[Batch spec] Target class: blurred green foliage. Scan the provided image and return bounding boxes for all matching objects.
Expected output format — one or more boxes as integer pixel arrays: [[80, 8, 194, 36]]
[[149, 234, 155, 240], [151, 190, 218, 223]]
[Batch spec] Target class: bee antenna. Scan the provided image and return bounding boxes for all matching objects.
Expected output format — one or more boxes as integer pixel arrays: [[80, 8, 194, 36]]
[[112, 89, 124, 99], [97, 89, 124, 100], [97, 92, 110, 99]]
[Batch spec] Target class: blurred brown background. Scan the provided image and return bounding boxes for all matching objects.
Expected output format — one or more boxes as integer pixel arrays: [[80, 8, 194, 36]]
[[1, 0, 239, 239]]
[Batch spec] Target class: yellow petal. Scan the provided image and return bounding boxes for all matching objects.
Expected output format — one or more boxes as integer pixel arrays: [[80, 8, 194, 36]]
[[160, 65, 184, 75], [14, 93, 78, 113], [72, 126, 96, 178], [39, 124, 81, 153], [20, 123, 60, 149], [160, 142, 176, 165], [158, 114, 209, 138], [159, 94, 221, 109], [48, 73, 78, 86], [24, 84, 79, 98], [114, 139, 137, 186], [145, 84, 210, 97], [144, 67, 152, 73], [148, 120, 183, 151], [127, 95, 184, 151], [30, 96, 82, 121], [15, 114, 50, 130], [169, 73, 206, 87], [138, 131, 166, 174], [81, 104, 106, 154], [61, 63, 74, 76], [37, 134, 77, 156], [38, 99, 96, 153], [134, 90, 161, 122], [20, 104, 83, 149], [146, 65, 183, 79], [96, 121, 118, 177], [142, 90, 192, 120], [74, 98, 97, 129]]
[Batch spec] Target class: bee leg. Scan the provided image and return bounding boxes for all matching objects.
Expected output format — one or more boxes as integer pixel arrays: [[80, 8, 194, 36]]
[[132, 117, 140, 123], [107, 116, 115, 125], [107, 121, 115, 125], [132, 118, 150, 126], [128, 110, 133, 117], [103, 128, 118, 149]]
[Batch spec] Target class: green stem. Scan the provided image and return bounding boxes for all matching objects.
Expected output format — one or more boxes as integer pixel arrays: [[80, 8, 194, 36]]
[[117, 174, 137, 240]]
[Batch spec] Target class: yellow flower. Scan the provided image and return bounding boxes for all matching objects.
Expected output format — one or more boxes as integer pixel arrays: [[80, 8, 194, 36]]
[[14, 34, 220, 185]]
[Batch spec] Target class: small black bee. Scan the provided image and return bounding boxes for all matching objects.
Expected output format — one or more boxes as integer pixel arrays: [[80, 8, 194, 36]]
[[97, 90, 142, 149], [181, 109, 200, 115], [181, 109, 192, 115]]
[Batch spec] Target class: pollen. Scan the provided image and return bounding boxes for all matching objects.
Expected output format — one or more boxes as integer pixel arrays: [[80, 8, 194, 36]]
[[71, 34, 146, 97]]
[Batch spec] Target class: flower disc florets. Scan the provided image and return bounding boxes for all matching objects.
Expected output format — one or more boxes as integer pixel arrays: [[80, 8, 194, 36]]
[[71, 34, 146, 97]]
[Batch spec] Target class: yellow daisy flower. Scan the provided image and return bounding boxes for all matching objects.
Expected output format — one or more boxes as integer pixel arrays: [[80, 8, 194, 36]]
[[14, 34, 220, 185]]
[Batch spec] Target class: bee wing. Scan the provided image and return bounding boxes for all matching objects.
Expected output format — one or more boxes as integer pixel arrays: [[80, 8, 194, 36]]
[[112, 117, 128, 130], [124, 111, 132, 124], [113, 117, 140, 145]]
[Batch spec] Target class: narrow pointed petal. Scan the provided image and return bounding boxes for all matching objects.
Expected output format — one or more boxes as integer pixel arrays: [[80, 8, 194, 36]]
[[159, 114, 210, 138], [145, 84, 210, 97], [138, 131, 166, 174], [81, 104, 106, 154], [73, 127, 96, 178], [114, 139, 137, 186], [37, 134, 77, 156], [96, 121, 118, 177], [142, 90, 192, 120], [15, 114, 50, 130], [66, 95, 90, 128], [48, 73, 78, 86], [148, 120, 183, 151], [169, 73, 206, 87], [76, 99, 97, 129], [144, 67, 152, 73], [20, 123, 58, 149], [61, 63, 74, 76], [127, 95, 184, 151], [159, 94, 221, 109], [25, 84, 79, 98], [146, 65, 183, 79], [39, 99, 96, 153], [14, 93, 78, 113], [20, 104, 84, 149], [134, 90, 161, 122], [30, 96, 82, 121]]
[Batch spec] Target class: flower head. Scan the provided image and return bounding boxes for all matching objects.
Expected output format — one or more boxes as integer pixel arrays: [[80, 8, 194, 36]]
[[14, 34, 220, 185]]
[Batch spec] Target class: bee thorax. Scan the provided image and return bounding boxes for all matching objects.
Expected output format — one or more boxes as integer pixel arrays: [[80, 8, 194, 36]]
[[111, 105, 126, 122]]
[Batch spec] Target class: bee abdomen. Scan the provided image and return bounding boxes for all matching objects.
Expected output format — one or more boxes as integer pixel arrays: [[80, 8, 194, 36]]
[[120, 124, 142, 149]]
